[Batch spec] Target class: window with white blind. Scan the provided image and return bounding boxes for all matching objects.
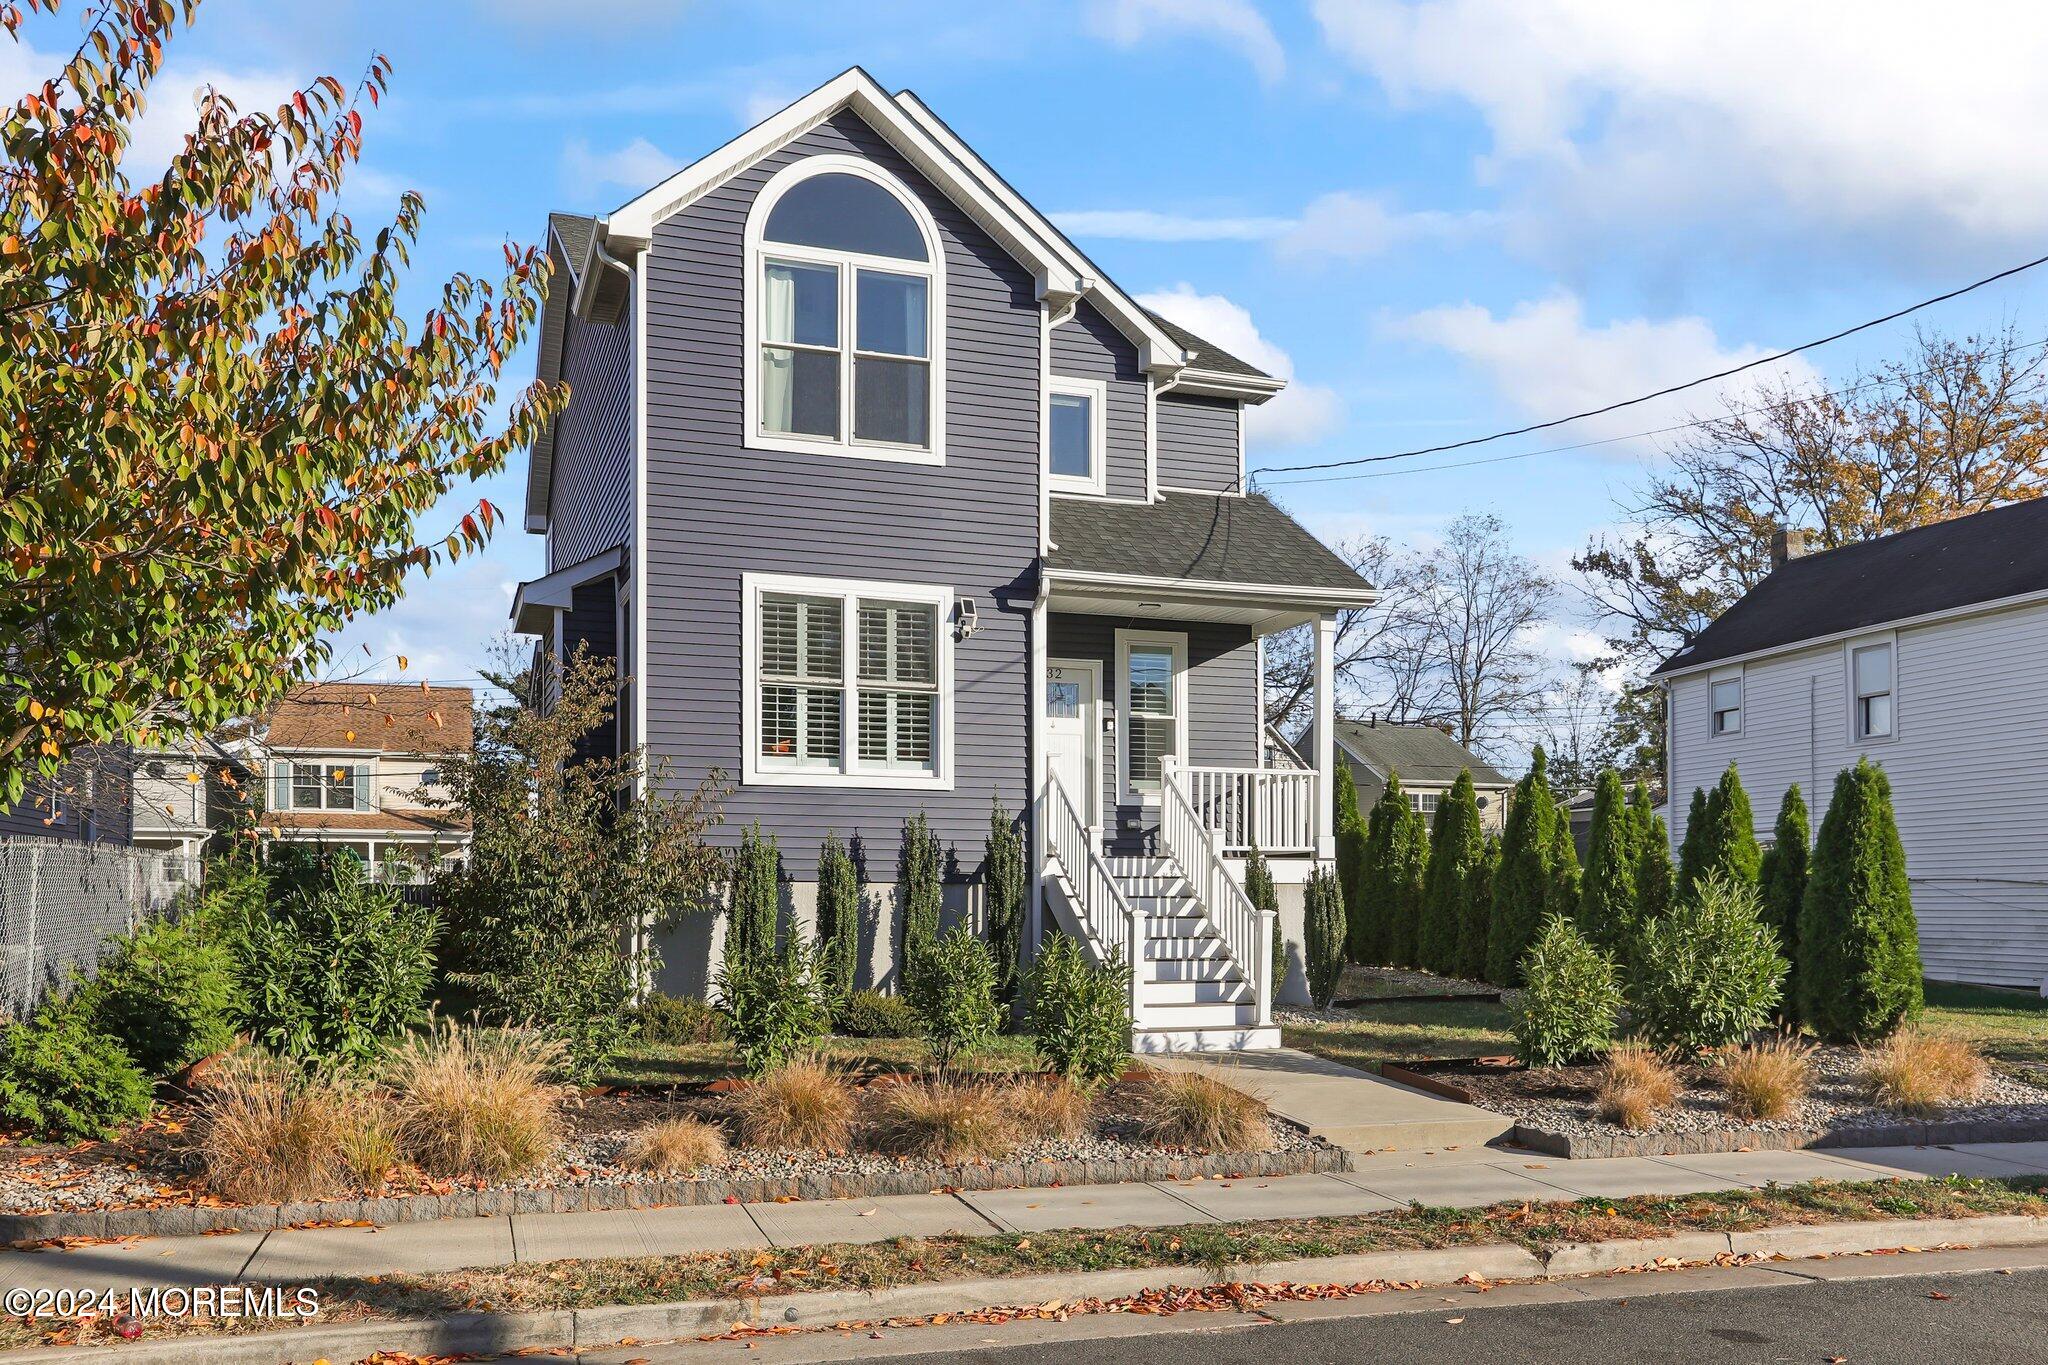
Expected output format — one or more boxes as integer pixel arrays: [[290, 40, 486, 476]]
[[1710, 673, 1742, 736], [281, 761, 369, 810], [744, 574, 953, 788], [1117, 630, 1186, 803]]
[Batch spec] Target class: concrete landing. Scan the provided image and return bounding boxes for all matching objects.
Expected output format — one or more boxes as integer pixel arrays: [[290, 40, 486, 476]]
[[1150, 1046, 1516, 1153]]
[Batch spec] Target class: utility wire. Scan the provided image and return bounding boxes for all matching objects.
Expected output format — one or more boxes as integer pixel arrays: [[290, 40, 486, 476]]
[[1258, 249, 2048, 477]]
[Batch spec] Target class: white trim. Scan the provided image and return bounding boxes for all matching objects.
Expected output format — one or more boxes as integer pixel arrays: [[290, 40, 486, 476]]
[[633, 249, 649, 800], [1028, 575, 1049, 959], [1038, 302, 1054, 556], [1709, 666, 1744, 738], [1045, 374, 1108, 497], [1160, 368, 1283, 402], [1144, 372, 1159, 502], [739, 571, 955, 791], [1845, 631, 1899, 745], [1652, 584, 2048, 678], [1159, 484, 1250, 498], [1047, 656, 1105, 837], [741, 155, 946, 465], [1115, 628, 1187, 808], [1044, 564, 1380, 608]]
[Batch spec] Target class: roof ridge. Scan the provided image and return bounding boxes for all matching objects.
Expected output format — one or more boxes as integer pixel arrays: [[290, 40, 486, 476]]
[[1771, 496, 2047, 570]]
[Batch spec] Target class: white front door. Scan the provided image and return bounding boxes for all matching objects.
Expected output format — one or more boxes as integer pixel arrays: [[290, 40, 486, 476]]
[[1046, 660, 1099, 830]]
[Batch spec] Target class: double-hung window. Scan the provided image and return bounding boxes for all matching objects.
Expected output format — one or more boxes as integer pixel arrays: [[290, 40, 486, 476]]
[[1118, 631, 1185, 801], [749, 160, 943, 461], [746, 575, 952, 787], [287, 761, 365, 810], [1853, 641, 1894, 739], [1047, 376, 1107, 494], [1710, 675, 1742, 736]]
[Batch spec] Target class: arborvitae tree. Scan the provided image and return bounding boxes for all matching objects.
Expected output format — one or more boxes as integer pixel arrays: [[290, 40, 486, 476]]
[[1631, 782, 1675, 927], [1358, 772, 1420, 965], [984, 797, 1026, 1007], [1418, 770, 1485, 977], [1485, 748, 1558, 986], [1545, 810, 1581, 927], [1333, 763, 1371, 962], [726, 823, 781, 971], [1691, 764, 1764, 895], [1675, 787, 1710, 892], [898, 812, 943, 995], [1461, 833, 1501, 981], [1797, 760, 1923, 1042], [1303, 864, 1348, 1007], [815, 833, 861, 1008], [1577, 769, 1640, 951], [1759, 784, 1810, 1020], [1384, 790, 1430, 969], [1245, 845, 1283, 995]]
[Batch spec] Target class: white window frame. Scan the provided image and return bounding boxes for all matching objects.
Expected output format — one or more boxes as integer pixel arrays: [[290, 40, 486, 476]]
[[286, 759, 369, 811], [1846, 633, 1898, 743], [741, 571, 955, 790], [1709, 668, 1743, 737], [1046, 374, 1108, 496], [1115, 628, 1187, 806], [742, 155, 947, 466]]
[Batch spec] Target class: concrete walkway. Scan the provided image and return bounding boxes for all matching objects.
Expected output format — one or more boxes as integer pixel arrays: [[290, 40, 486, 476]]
[[1151, 1046, 1515, 1151], [7, 1141, 2048, 1296]]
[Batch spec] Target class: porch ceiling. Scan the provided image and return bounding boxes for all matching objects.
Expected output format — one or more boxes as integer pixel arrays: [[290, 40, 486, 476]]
[[1046, 576, 1339, 635]]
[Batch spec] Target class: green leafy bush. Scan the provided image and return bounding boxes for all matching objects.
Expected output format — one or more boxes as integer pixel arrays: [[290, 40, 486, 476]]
[[984, 798, 1025, 1006], [1028, 933, 1130, 1089], [713, 943, 830, 1077], [1627, 871, 1786, 1055], [1302, 863, 1346, 1007], [815, 833, 862, 1008], [898, 813, 943, 996], [0, 1001, 153, 1141], [1511, 916, 1621, 1066], [79, 914, 241, 1077], [221, 857, 438, 1069], [909, 927, 1001, 1068], [1797, 759, 1923, 1042], [840, 989, 923, 1039], [632, 993, 726, 1045]]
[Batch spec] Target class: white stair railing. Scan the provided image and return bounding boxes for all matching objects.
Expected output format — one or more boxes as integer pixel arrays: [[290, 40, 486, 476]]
[[1177, 765, 1318, 855], [1042, 771, 1142, 1028], [1159, 758, 1274, 1026]]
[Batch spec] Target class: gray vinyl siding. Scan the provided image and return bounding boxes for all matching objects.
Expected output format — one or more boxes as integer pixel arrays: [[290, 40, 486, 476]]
[[547, 279, 636, 573], [1046, 612, 1258, 848], [1049, 301, 1147, 501], [1666, 597, 2048, 989], [1157, 393, 1241, 493], [640, 109, 1039, 881], [565, 577, 619, 764], [0, 749, 133, 844]]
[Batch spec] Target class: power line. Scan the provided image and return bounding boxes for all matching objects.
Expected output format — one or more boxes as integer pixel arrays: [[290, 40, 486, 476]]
[[1258, 249, 2048, 477]]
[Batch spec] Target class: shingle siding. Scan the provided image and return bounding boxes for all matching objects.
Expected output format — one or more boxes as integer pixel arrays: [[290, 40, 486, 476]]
[[1049, 301, 1147, 501], [640, 109, 1039, 881], [1667, 597, 2048, 989], [1157, 393, 1240, 493], [547, 278, 636, 572]]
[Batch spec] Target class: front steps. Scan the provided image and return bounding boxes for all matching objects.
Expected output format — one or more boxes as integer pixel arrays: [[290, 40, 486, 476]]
[[1108, 856, 1280, 1053]]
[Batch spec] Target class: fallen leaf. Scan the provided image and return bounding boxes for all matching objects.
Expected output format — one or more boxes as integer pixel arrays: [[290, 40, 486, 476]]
[[1445, 1316, 1465, 1324]]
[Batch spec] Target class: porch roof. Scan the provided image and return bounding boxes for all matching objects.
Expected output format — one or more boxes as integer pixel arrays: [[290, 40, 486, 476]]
[[1047, 491, 1372, 598]]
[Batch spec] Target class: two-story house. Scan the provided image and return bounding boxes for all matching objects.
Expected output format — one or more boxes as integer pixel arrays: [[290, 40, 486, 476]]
[[513, 70, 1375, 1049], [1655, 506, 2048, 992], [130, 734, 253, 877], [254, 684, 473, 882]]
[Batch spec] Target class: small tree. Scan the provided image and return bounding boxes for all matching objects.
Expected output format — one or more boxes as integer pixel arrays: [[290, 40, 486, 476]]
[[1675, 787, 1710, 891], [1513, 916, 1622, 1066], [816, 833, 862, 1010], [1627, 871, 1786, 1055], [1797, 759, 1923, 1042], [1631, 782, 1675, 926], [984, 797, 1026, 1007], [726, 824, 781, 972], [1461, 833, 1500, 981], [1577, 769, 1640, 950], [1418, 770, 1484, 977], [1486, 748, 1558, 985], [1028, 933, 1131, 1089], [910, 928, 1001, 1068], [1333, 763, 1370, 961], [1545, 808, 1581, 925], [1245, 845, 1284, 995], [898, 812, 944, 995], [1759, 785, 1810, 1020], [1691, 764, 1763, 895], [1356, 773, 1424, 966], [1303, 863, 1347, 1007]]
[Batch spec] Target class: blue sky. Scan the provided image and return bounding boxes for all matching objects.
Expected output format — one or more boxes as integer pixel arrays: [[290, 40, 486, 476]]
[[20, 0, 2048, 694]]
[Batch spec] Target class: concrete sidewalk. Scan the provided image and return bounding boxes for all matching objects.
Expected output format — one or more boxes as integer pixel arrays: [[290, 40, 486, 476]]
[[6, 1141, 2047, 1295], [1150, 1048, 1514, 1152]]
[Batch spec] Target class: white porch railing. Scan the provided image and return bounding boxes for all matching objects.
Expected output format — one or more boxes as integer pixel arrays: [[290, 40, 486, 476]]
[[1174, 765, 1318, 856], [1160, 759, 1274, 1027], [1042, 770, 1142, 1025]]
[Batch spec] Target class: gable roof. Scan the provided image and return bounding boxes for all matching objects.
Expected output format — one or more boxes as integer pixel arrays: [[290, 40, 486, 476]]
[[1047, 491, 1373, 596], [1332, 720, 1511, 787], [1147, 312, 1269, 381], [1654, 498, 2048, 676], [261, 684, 475, 757]]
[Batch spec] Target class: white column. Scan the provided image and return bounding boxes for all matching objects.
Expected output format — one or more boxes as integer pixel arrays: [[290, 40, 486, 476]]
[[1027, 581, 1049, 958], [1314, 611, 1337, 861]]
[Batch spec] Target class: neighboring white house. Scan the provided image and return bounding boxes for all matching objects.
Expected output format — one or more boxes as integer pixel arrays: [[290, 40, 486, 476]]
[[1654, 510, 2048, 991], [1330, 718, 1513, 835], [130, 735, 253, 879]]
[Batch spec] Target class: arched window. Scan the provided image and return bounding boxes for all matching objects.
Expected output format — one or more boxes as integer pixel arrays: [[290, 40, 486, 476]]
[[744, 157, 944, 462]]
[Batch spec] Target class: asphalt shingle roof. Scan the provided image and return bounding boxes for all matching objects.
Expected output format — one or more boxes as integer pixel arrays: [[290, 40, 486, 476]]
[[1333, 720, 1511, 787], [1048, 492, 1371, 593], [549, 212, 596, 272], [262, 685, 476, 756], [1145, 311, 1270, 379], [1655, 498, 2048, 674]]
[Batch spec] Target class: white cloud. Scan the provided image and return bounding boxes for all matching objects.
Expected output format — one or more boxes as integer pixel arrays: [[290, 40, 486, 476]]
[[1053, 209, 1296, 242], [1314, 0, 2048, 248], [560, 136, 682, 199], [1085, 0, 1287, 85], [1277, 191, 1494, 261], [1139, 283, 1344, 448]]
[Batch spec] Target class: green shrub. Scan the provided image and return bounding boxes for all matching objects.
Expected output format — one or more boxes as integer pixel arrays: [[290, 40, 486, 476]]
[[1418, 770, 1484, 977], [0, 1001, 153, 1141], [726, 823, 781, 972], [1678, 765, 1763, 899], [815, 833, 862, 1008], [1631, 782, 1674, 925], [1575, 768, 1640, 952], [1627, 871, 1786, 1055], [221, 857, 438, 1069], [80, 914, 241, 1077], [1303, 863, 1347, 1007], [1797, 758, 1923, 1043], [898, 813, 943, 997], [1487, 748, 1559, 985], [1512, 916, 1621, 1066], [984, 798, 1026, 1006], [632, 992, 726, 1046], [1332, 763, 1369, 962], [1465, 832, 1502, 981], [840, 989, 923, 1039], [713, 942, 830, 1077], [1244, 845, 1282, 993], [1028, 932, 1130, 1090], [1759, 784, 1810, 1021], [1359, 773, 1428, 967], [909, 927, 1001, 1068]]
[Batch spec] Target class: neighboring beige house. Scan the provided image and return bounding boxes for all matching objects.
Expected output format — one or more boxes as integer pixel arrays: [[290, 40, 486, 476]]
[[1330, 719, 1513, 835], [255, 684, 473, 881]]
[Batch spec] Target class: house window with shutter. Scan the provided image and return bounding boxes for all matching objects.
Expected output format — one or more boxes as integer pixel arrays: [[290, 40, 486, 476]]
[[287, 760, 369, 809], [744, 575, 952, 788]]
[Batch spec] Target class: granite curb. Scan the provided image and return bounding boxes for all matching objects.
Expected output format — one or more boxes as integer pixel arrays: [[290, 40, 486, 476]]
[[1508, 1117, 2048, 1159]]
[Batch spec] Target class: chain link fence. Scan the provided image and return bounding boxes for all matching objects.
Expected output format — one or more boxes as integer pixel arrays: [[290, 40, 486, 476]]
[[0, 838, 190, 1018]]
